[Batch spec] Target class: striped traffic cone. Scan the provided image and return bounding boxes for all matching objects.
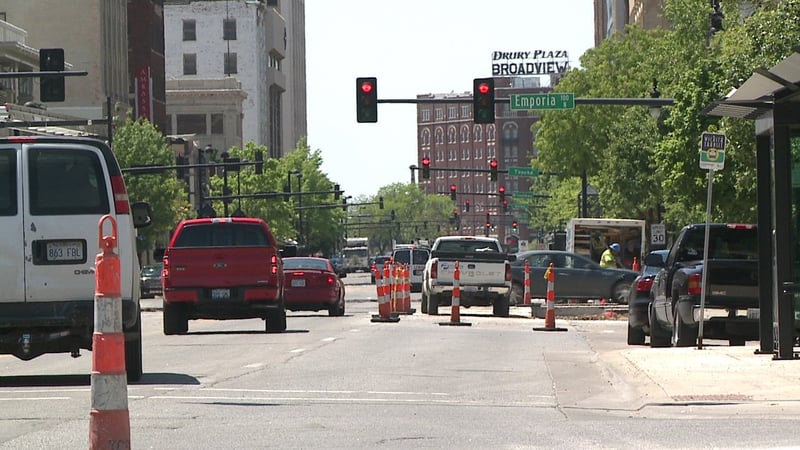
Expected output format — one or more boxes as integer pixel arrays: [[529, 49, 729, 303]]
[[372, 261, 400, 322], [632, 257, 640, 272], [398, 264, 416, 314], [89, 216, 132, 449], [523, 260, 532, 306], [533, 263, 567, 332], [440, 261, 471, 326]]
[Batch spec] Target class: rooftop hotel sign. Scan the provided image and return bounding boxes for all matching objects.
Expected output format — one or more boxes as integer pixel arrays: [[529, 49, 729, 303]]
[[491, 50, 570, 76]]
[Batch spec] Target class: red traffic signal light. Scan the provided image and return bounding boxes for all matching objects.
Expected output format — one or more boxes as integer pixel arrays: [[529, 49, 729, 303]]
[[421, 156, 431, 179], [473, 77, 495, 124], [465, 199, 470, 212], [498, 185, 506, 202], [512, 220, 518, 229], [450, 184, 457, 200], [489, 159, 498, 181], [502, 199, 509, 211], [356, 77, 377, 123]]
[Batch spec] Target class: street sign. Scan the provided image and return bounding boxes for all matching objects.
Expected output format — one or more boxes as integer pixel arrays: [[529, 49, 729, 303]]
[[508, 166, 539, 177], [701, 132, 726, 150], [510, 93, 575, 111], [651, 223, 666, 246], [700, 132, 726, 170]]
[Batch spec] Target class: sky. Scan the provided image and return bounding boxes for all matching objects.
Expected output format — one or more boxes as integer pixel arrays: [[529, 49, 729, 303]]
[[305, 0, 596, 199]]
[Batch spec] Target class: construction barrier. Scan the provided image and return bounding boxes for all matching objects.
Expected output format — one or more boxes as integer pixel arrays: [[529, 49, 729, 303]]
[[533, 263, 567, 332], [440, 261, 471, 327], [89, 215, 131, 449], [632, 257, 640, 272], [371, 261, 400, 323], [523, 260, 532, 306]]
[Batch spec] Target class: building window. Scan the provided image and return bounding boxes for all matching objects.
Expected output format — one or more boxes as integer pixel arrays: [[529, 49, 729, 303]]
[[183, 54, 197, 75], [421, 109, 430, 122], [211, 114, 224, 134], [461, 105, 470, 117], [434, 108, 443, 121], [447, 106, 456, 119], [224, 52, 237, 75], [223, 18, 237, 40], [183, 20, 196, 41], [268, 52, 282, 71], [176, 114, 206, 134], [461, 125, 470, 143]]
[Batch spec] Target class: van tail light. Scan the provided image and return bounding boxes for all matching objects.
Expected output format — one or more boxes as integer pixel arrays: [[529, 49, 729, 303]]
[[161, 256, 170, 281], [636, 277, 654, 292], [271, 255, 278, 275], [688, 273, 702, 295], [430, 262, 438, 279], [505, 262, 512, 282], [110, 175, 130, 214]]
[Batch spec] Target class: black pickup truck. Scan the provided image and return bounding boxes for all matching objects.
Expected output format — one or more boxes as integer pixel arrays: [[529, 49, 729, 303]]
[[649, 223, 759, 347]]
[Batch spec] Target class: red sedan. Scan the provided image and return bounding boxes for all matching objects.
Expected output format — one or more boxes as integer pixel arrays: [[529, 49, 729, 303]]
[[283, 257, 346, 316]]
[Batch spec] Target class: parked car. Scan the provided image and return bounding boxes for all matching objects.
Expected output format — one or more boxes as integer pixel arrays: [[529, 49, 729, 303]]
[[283, 257, 346, 316], [510, 250, 638, 305], [370, 255, 392, 284], [140, 263, 164, 299], [626, 250, 669, 345]]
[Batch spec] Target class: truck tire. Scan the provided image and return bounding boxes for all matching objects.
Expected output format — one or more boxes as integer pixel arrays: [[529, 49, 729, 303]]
[[125, 311, 143, 382], [649, 303, 671, 348], [426, 293, 439, 315], [510, 282, 524, 306], [163, 302, 188, 335], [672, 299, 698, 347], [493, 294, 510, 317], [420, 292, 428, 313], [611, 281, 629, 304], [266, 307, 287, 333]]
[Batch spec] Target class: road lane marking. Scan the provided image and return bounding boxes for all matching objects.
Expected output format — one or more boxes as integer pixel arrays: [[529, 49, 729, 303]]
[[290, 348, 305, 353], [321, 337, 337, 342]]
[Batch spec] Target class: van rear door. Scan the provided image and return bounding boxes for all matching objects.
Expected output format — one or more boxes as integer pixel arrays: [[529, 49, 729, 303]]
[[21, 143, 113, 303], [0, 146, 24, 303]]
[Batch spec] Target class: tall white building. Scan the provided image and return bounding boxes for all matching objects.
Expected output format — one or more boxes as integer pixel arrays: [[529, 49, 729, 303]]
[[165, 0, 306, 157]]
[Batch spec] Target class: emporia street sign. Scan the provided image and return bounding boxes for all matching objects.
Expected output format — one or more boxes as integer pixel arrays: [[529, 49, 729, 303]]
[[510, 93, 575, 111]]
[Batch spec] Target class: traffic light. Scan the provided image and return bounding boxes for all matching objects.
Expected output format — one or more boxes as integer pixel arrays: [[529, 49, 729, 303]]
[[334, 184, 340, 200], [453, 209, 460, 230], [176, 155, 188, 180], [356, 77, 378, 123], [450, 184, 457, 201], [39, 48, 65, 102], [485, 212, 491, 237], [283, 183, 291, 202], [465, 199, 470, 212], [379, 196, 384, 209], [421, 156, 431, 179], [473, 77, 495, 124], [498, 186, 506, 202], [489, 159, 498, 181], [342, 198, 348, 211], [512, 220, 518, 233], [503, 199, 509, 212]]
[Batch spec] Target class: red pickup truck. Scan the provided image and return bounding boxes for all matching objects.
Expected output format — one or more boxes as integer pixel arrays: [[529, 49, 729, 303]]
[[161, 217, 287, 334]]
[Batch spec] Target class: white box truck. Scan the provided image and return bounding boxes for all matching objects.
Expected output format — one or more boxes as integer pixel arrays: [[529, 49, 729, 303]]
[[565, 218, 646, 270]]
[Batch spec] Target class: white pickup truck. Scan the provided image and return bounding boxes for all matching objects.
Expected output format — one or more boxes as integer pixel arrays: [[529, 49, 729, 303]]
[[421, 235, 515, 317]]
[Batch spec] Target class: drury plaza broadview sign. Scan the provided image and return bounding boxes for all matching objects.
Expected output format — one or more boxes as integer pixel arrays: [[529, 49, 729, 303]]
[[491, 50, 570, 76]]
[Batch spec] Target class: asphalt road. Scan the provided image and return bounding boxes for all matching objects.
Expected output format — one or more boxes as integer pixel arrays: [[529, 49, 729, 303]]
[[1, 272, 799, 449]]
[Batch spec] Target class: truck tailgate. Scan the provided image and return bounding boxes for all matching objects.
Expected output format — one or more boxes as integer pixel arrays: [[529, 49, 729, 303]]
[[165, 247, 273, 288], [435, 260, 508, 286], [705, 259, 759, 309]]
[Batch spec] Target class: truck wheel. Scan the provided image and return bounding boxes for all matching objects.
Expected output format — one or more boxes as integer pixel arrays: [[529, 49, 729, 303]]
[[672, 304, 698, 347], [125, 311, 143, 382], [627, 322, 646, 346], [611, 281, 629, 304], [163, 302, 188, 335], [266, 307, 287, 333], [420, 292, 428, 313], [426, 294, 438, 315], [493, 294, 510, 317], [649, 303, 671, 348]]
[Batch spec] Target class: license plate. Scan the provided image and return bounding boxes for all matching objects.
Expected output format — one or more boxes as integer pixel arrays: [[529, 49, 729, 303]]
[[211, 288, 230, 300], [462, 286, 478, 292], [291, 279, 306, 288], [46, 240, 84, 262]]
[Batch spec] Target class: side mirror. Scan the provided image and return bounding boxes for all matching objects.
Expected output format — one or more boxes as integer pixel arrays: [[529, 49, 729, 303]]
[[131, 201, 152, 228]]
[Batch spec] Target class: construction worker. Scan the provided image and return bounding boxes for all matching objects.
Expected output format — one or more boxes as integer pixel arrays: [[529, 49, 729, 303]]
[[600, 242, 623, 269]]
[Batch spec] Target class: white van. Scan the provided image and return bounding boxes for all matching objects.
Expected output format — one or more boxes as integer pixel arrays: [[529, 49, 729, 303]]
[[391, 245, 431, 293], [0, 136, 151, 381]]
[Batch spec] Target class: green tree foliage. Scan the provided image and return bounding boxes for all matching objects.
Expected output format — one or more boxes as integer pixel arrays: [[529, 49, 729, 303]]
[[112, 118, 191, 259]]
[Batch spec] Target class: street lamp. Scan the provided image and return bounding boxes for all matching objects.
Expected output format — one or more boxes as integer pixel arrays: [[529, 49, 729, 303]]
[[649, 78, 662, 120]]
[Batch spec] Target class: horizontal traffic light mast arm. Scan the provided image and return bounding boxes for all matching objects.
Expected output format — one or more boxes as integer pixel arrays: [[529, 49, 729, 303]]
[[410, 165, 561, 176], [378, 97, 674, 107], [122, 160, 261, 175], [0, 118, 110, 128], [0, 71, 88, 79]]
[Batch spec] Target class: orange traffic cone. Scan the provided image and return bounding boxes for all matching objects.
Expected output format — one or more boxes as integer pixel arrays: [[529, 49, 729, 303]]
[[533, 263, 567, 332], [439, 261, 471, 327], [371, 262, 400, 323], [523, 260, 532, 306], [632, 257, 640, 272]]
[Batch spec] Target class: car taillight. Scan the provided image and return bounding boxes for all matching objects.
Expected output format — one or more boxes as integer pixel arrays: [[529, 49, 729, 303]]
[[271, 255, 278, 275], [110, 175, 130, 214], [326, 275, 335, 285], [636, 278, 654, 292], [688, 273, 702, 295], [431, 262, 438, 279], [505, 263, 512, 282], [162, 256, 170, 280]]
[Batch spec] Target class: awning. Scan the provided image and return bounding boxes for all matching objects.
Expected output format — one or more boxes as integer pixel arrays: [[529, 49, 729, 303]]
[[703, 47, 800, 119]]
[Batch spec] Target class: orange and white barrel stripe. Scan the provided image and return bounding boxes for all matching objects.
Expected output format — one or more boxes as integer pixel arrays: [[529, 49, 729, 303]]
[[544, 263, 556, 329], [89, 216, 130, 450], [450, 261, 461, 323], [523, 260, 532, 305]]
